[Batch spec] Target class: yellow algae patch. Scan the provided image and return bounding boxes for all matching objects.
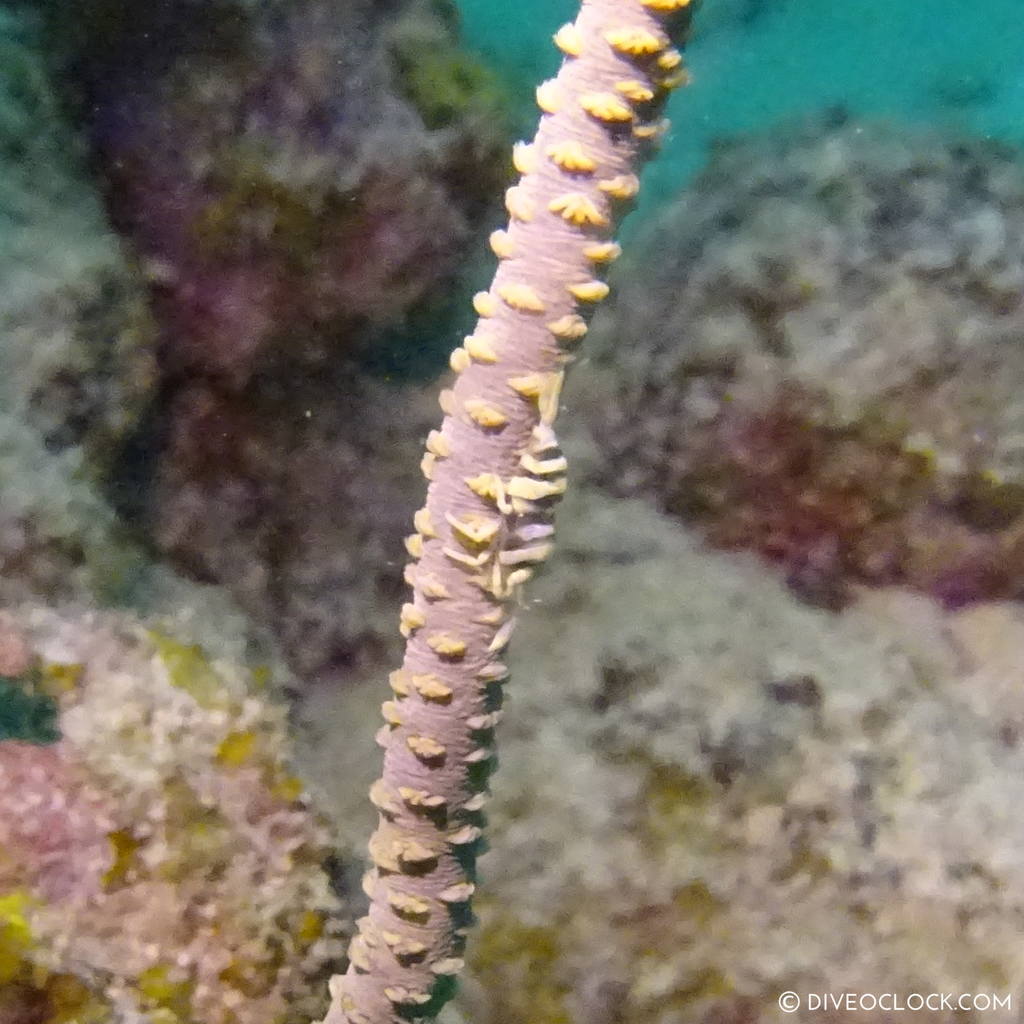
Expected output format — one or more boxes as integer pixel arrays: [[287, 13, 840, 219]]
[[216, 729, 258, 767]]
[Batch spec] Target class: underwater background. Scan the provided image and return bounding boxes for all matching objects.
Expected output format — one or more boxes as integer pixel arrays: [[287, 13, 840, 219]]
[[460, 0, 1024, 226], [4, 0, 1024, 1021]]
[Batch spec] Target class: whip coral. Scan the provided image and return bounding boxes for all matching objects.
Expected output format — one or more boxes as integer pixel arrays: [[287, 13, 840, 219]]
[[324, 2, 696, 1022]]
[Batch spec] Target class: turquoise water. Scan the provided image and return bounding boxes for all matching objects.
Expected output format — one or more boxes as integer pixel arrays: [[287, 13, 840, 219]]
[[457, 0, 1024, 233]]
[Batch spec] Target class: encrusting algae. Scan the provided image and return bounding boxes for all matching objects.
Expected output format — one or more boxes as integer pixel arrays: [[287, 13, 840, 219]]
[[0, 608, 346, 1024]]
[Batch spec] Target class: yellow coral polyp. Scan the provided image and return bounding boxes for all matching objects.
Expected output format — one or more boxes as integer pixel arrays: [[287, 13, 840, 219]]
[[598, 173, 641, 200], [604, 26, 668, 56], [449, 346, 470, 373], [567, 279, 611, 303], [579, 91, 634, 124], [535, 79, 562, 113], [465, 334, 500, 363], [659, 69, 690, 90], [548, 192, 609, 228], [472, 290, 498, 317], [546, 139, 598, 174], [489, 229, 516, 258], [426, 633, 468, 658], [634, 119, 668, 140], [498, 282, 547, 313], [615, 79, 655, 103], [582, 241, 622, 263], [547, 314, 588, 342], [512, 141, 538, 174], [552, 23, 583, 56], [465, 399, 509, 429], [657, 48, 683, 70]]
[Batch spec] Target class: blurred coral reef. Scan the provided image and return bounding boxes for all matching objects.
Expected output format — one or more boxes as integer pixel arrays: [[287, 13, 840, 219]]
[[0, 608, 345, 1024], [309, 486, 1024, 1024], [30, 0, 515, 683], [43, 0, 511, 388], [0, 6, 155, 474], [299, 116, 1024, 1024], [0, 4, 156, 608], [1, 8, 353, 1020], [474, 490, 1024, 1024], [10, 0, 1024, 1019], [580, 115, 1024, 610], [151, 371, 437, 681]]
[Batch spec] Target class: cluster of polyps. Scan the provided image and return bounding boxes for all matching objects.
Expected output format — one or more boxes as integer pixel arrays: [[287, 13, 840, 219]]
[[322, 2, 693, 1022]]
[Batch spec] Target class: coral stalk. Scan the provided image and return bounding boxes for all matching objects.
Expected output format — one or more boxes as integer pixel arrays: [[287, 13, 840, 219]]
[[322, 2, 695, 1021]]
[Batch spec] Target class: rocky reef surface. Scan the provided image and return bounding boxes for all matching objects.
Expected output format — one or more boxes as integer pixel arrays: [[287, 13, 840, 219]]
[[45, 0, 513, 683], [2, 0, 511, 681], [297, 115, 1024, 1024], [0, 13, 354, 1020], [151, 369, 438, 681], [306, 484, 1024, 1024], [0, 606, 346, 1024], [45, 0, 512, 387], [579, 115, 1024, 611], [0, 4, 157, 607], [0, 5, 155, 473], [9, 2, 1024, 1018]]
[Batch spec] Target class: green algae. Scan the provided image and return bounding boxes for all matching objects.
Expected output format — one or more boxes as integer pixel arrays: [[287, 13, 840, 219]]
[[190, 155, 361, 273], [148, 631, 227, 708], [771, 841, 833, 884], [664, 966, 732, 1009], [634, 756, 723, 861], [388, 5, 517, 213], [672, 880, 724, 928], [394, 44, 506, 134], [473, 912, 572, 1024], [0, 890, 34, 984], [389, 0, 513, 135], [137, 965, 197, 1022], [101, 828, 143, 891], [0, 890, 112, 1022]]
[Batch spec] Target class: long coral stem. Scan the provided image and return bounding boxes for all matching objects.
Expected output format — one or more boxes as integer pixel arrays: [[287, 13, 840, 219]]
[[322, 2, 695, 1021]]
